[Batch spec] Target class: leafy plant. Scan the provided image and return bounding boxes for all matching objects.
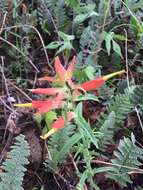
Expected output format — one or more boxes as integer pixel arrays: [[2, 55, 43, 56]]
[[98, 111, 116, 150], [106, 133, 143, 187], [0, 135, 30, 190], [46, 31, 75, 55], [103, 31, 123, 57], [15, 56, 125, 139]]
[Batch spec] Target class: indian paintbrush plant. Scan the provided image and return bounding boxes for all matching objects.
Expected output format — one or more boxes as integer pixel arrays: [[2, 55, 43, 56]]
[[15, 56, 125, 139]]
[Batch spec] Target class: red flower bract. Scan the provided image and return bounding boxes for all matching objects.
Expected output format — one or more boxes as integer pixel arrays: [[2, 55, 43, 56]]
[[79, 78, 105, 91], [30, 88, 63, 95], [32, 94, 64, 114], [14, 56, 125, 139], [52, 112, 74, 129], [41, 112, 74, 139]]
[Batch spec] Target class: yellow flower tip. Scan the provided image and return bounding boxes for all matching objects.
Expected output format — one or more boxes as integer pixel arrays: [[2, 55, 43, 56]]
[[14, 103, 32, 107], [40, 128, 58, 140], [102, 70, 126, 81]]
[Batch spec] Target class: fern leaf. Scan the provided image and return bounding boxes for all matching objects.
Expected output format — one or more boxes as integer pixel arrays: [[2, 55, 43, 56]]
[[130, 85, 143, 107], [37, 0, 55, 32], [106, 133, 143, 187], [0, 0, 8, 11], [98, 111, 116, 150], [55, 1, 69, 31], [0, 135, 30, 190], [45, 124, 76, 170], [107, 91, 134, 125]]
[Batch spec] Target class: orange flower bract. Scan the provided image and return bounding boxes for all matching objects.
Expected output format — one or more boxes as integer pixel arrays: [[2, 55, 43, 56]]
[[14, 56, 125, 138]]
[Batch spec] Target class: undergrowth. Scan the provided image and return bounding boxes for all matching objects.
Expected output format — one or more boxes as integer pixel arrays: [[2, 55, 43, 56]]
[[1, 0, 143, 190]]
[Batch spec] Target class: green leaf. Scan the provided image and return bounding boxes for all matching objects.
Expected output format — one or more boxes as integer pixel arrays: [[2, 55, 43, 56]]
[[75, 103, 99, 148], [74, 93, 99, 102], [84, 65, 95, 80], [112, 40, 122, 58], [75, 3, 96, 14], [57, 133, 82, 160], [65, 0, 80, 9], [44, 111, 57, 127], [131, 16, 143, 37], [122, 1, 143, 37], [103, 31, 112, 56], [56, 42, 73, 54], [58, 31, 75, 41], [74, 12, 98, 23], [46, 41, 61, 49], [113, 34, 127, 41]]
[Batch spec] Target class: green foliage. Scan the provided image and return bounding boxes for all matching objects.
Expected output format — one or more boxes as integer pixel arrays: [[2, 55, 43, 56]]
[[106, 133, 143, 187], [45, 124, 78, 170], [103, 31, 123, 57], [37, 0, 71, 33], [65, 0, 80, 9], [98, 111, 116, 150], [2, 0, 143, 189], [75, 103, 100, 148], [0, 0, 8, 11], [97, 89, 134, 131], [76, 26, 100, 68], [75, 103, 101, 190], [46, 31, 75, 55], [130, 85, 143, 107], [107, 90, 134, 125], [0, 135, 30, 190]]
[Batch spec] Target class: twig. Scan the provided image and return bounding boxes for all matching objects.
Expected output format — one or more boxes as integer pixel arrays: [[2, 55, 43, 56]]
[[0, 36, 39, 72], [68, 159, 143, 174], [0, 12, 7, 35], [2, 24, 54, 72], [124, 29, 143, 132], [0, 97, 17, 113], [7, 80, 32, 101]]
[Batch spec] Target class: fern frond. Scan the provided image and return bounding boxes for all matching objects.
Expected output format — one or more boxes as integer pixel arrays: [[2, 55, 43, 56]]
[[95, 88, 134, 151], [37, 0, 55, 32], [107, 91, 134, 125], [80, 26, 97, 51], [0, 0, 8, 11], [38, 0, 71, 33], [0, 135, 30, 190], [97, 89, 134, 129], [98, 111, 116, 150], [45, 124, 76, 170], [76, 26, 99, 68], [130, 85, 143, 107], [107, 133, 143, 187], [55, 1, 70, 31]]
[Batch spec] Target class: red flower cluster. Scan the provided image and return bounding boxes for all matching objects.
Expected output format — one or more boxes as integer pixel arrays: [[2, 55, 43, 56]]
[[15, 56, 125, 139]]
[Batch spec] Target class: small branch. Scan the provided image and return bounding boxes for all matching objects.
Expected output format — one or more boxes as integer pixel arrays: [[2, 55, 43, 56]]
[[2, 24, 54, 72], [0, 12, 7, 35], [0, 36, 39, 72]]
